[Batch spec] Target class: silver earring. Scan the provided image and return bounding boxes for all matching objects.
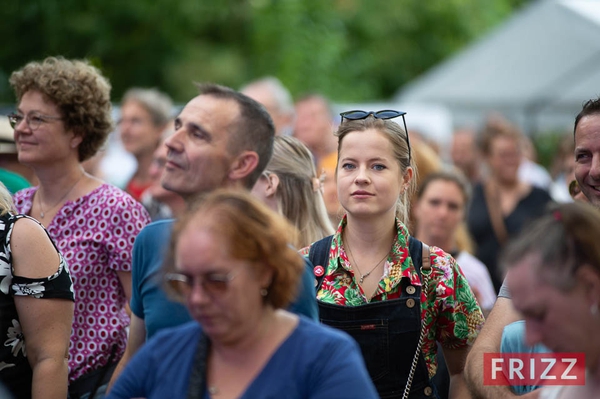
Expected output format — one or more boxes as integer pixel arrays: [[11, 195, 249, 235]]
[[591, 303, 599, 316], [260, 288, 268, 297]]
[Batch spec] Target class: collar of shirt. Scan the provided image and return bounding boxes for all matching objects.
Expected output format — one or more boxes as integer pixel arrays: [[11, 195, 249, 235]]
[[329, 215, 423, 292]]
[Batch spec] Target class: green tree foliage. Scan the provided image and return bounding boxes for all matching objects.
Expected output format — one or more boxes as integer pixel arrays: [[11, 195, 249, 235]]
[[0, 0, 531, 105]]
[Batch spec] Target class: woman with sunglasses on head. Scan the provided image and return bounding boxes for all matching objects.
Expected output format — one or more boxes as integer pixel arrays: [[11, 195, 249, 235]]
[[108, 189, 378, 399], [9, 57, 151, 398], [302, 110, 484, 399]]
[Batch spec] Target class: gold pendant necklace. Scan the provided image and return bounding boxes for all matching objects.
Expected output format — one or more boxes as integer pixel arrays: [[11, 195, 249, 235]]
[[345, 238, 389, 284], [38, 172, 85, 219]]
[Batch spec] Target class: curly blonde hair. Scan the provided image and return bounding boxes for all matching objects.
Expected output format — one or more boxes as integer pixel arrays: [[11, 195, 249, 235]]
[[9, 56, 113, 162]]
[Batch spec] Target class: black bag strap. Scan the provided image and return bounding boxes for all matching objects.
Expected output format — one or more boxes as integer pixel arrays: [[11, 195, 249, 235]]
[[308, 235, 430, 288], [187, 332, 210, 399], [308, 235, 334, 289]]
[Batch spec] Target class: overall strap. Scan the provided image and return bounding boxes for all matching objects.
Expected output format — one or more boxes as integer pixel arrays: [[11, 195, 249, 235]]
[[308, 235, 334, 289], [404, 237, 432, 399], [408, 236, 422, 277]]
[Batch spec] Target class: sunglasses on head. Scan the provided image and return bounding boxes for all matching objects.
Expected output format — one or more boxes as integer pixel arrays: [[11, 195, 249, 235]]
[[339, 110, 411, 164]]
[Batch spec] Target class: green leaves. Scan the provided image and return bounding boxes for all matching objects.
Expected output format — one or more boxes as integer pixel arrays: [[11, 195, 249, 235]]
[[0, 0, 530, 105]]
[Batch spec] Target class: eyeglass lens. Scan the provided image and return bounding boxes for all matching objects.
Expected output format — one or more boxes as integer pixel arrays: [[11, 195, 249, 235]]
[[8, 112, 58, 131], [166, 271, 236, 298]]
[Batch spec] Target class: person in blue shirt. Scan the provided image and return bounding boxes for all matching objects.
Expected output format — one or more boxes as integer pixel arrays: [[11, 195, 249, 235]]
[[108, 84, 318, 389], [500, 320, 551, 394], [108, 190, 377, 399]]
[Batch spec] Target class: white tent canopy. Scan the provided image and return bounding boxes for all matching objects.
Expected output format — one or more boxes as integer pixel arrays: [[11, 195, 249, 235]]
[[395, 0, 600, 134]]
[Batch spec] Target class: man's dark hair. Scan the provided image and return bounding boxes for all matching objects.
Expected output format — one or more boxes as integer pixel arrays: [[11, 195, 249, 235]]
[[574, 97, 600, 136], [196, 83, 275, 189]]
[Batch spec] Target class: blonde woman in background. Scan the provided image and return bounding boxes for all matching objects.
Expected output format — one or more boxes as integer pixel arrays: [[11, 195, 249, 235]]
[[252, 135, 334, 248]]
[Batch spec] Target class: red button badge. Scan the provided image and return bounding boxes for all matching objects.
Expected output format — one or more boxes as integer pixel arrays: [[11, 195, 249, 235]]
[[314, 265, 325, 277]]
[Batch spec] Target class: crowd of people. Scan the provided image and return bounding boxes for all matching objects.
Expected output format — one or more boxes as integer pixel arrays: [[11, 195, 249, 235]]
[[1, 55, 599, 399]]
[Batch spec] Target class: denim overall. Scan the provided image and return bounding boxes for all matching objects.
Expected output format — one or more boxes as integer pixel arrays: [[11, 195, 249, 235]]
[[309, 236, 437, 399]]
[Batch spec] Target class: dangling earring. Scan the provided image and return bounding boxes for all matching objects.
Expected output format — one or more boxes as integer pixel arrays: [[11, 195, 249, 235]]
[[260, 288, 268, 297]]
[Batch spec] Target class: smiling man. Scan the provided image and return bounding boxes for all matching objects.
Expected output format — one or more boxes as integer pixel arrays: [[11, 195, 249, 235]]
[[574, 97, 600, 207]]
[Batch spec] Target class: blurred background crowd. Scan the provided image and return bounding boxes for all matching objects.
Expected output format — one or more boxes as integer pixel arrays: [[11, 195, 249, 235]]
[[2, 1, 600, 398]]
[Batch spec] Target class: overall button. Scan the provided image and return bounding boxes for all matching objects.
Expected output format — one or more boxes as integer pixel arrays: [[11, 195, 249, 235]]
[[406, 298, 415, 308], [406, 285, 416, 295], [424, 386, 433, 396]]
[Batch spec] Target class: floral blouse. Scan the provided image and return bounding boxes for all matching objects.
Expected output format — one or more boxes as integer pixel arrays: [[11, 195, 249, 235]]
[[300, 216, 485, 377], [0, 213, 74, 398]]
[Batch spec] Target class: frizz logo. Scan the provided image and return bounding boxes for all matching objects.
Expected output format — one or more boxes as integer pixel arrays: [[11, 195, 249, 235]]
[[483, 353, 585, 386]]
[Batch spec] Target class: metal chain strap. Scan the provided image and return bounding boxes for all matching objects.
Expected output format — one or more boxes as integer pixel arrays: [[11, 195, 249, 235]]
[[401, 267, 431, 399]]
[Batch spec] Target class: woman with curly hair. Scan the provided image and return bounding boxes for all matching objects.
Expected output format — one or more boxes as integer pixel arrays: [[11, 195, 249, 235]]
[[8, 57, 151, 399]]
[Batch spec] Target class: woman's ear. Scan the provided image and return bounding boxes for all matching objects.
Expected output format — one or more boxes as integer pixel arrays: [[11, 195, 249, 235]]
[[264, 173, 279, 199], [402, 167, 413, 190], [259, 265, 275, 291], [70, 133, 83, 149]]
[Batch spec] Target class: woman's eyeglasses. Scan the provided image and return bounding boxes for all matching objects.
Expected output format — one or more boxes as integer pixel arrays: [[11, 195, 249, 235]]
[[339, 110, 411, 164], [165, 269, 241, 299], [7, 112, 63, 131]]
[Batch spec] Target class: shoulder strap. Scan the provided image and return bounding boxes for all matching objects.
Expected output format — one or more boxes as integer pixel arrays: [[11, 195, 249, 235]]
[[408, 236, 431, 277], [421, 243, 430, 271], [484, 182, 509, 246], [308, 235, 334, 288]]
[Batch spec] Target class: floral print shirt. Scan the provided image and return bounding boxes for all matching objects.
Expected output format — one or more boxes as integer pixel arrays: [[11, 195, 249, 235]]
[[14, 184, 151, 382], [0, 213, 74, 398], [300, 216, 485, 377]]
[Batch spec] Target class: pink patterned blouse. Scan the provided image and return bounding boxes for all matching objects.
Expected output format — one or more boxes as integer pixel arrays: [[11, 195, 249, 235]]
[[14, 184, 151, 382]]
